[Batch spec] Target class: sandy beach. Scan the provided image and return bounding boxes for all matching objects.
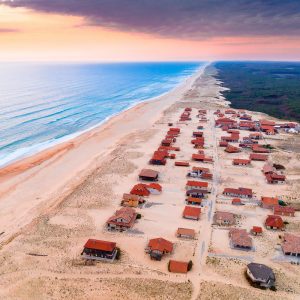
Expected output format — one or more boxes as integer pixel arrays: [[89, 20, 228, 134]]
[[0, 63, 299, 300]]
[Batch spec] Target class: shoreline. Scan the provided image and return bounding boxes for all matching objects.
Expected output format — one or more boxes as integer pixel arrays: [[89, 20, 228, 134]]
[[0, 62, 209, 245], [0, 63, 208, 177]]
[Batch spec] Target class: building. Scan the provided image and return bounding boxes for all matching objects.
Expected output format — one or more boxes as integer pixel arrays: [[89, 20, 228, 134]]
[[223, 187, 253, 199], [282, 233, 300, 257], [176, 228, 196, 239], [229, 229, 253, 251], [81, 239, 118, 261], [175, 161, 190, 167], [193, 131, 203, 137], [232, 198, 242, 205], [219, 141, 228, 147], [262, 163, 274, 174], [168, 260, 189, 274], [249, 153, 268, 161], [139, 169, 159, 181], [214, 211, 235, 226], [265, 215, 284, 230], [186, 189, 208, 198], [215, 117, 237, 127], [106, 207, 137, 231], [186, 180, 208, 191], [261, 197, 279, 209], [251, 226, 263, 236], [121, 193, 144, 207], [147, 183, 162, 195], [225, 144, 241, 153], [273, 205, 295, 217], [249, 132, 263, 140], [246, 263, 275, 289], [239, 121, 256, 130], [146, 238, 173, 261], [265, 173, 286, 184], [192, 153, 213, 163], [233, 159, 251, 166], [183, 206, 201, 220], [150, 150, 168, 165], [252, 145, 270, 153], [186, 196, 202, 206], [130, 184, 150, 197]]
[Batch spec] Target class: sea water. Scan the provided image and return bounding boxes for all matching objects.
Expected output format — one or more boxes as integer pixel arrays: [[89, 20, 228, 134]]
[[0, 62, 202, 167]]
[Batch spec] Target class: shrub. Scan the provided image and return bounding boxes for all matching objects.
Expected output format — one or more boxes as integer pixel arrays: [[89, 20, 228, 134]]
[[115, 247, 121, 260], [136, 213, 142, 219], [187, 260, 193, 271]]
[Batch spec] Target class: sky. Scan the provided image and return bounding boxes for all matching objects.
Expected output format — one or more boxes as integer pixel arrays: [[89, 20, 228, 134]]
[[0, 0, 300, 62]]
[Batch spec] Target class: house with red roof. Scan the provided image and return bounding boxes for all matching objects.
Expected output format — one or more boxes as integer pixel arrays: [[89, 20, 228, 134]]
[[249, 132, 263, 140], [252, 144, 270, 153], [183, 206, 201, 220], [265, 215, 284, 230], [260, 119, 276, 127], [251, 226, 263, 236], [223, 187, 253, 199], [225, 144, 241, 153], [229, 229, 253, 251], [261, 197, 279, 209], [273, 205, 295, 217], [219, 141, 228, 147], [130, 183, 150, 197], [233, 159, 251, 166], [186, 180, 208, 190], [239, 121, 256, 130], [106, 207, 137, 231], [81, 239, 118, 261], [146, 238, 173, 261], [232, 198, 242, 205], [265, 173, 286, 184], [282, 233, 300, 257], [249, 153, 268, 161], [176, 228, 196, 239], [175, 161, 190, 167], [214, 211, 235, 226], [168, 260, 189, 274], [192, 153, 213, 163], [147, 183, 162, 194], [186, 196, 202, 206], [149, 151, 167, 165]]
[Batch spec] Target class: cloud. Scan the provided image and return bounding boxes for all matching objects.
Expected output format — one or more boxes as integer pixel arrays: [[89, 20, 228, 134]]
[[0, 28, 20, 33], [5, 0, 300, 39]]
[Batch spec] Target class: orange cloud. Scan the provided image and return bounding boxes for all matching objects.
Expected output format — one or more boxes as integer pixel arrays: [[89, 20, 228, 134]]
[[0, 5, 299, 62]]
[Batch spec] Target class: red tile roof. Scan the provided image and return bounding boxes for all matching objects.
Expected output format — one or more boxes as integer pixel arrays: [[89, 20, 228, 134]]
[[261, 197, 279, 207], [229, 229, 253, 248], [282, 233, 300, 254], [252, 226, 263, 233], [148, 238, 173, 253], [176, 228, 196, 238], [223, 187, 253, 197], [84, 239, 116, 252], [183, 206, 201, 218], [130, 184, 150, 196], [273, 205, 295, 214], [148, 183, 162, 192], [265, 215, 284, 228], [186, 180, 208, 188], [249, 153, 268, 161], [233, 159, 251, 165], [169, 260, 189, 273]]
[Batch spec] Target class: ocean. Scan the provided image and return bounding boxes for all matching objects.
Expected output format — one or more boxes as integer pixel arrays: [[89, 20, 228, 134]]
[[0, 62, 202, 167]]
